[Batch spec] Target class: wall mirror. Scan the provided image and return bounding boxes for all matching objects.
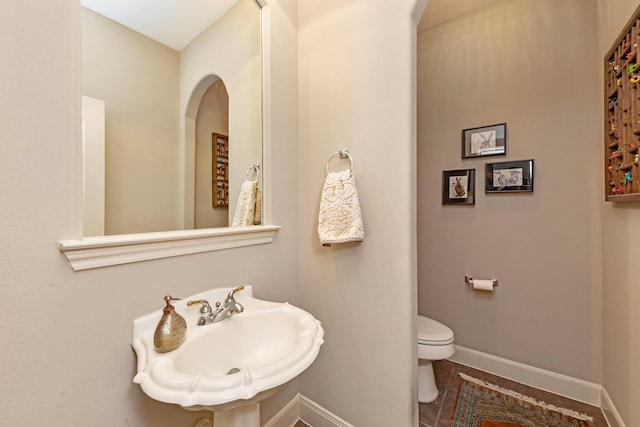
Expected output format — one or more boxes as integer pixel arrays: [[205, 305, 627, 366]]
[[80, 0, 263, 237], [59, 0, 279, 271]]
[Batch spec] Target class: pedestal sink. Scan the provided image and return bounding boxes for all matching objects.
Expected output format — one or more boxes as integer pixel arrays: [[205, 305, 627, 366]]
[[131, 285, 324, 427]]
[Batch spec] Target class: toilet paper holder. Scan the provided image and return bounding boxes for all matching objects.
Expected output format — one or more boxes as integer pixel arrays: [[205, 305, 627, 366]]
[[464, 276, 499, 287]]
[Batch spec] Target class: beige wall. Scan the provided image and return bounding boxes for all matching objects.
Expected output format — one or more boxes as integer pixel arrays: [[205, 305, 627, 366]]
[[82, 8, 181, 235], [597, 0, 640, 424], [297, 0, 425, 425], [417, 0, 603, 384], [0, 0, 299, 425], [195, 80, 229, 228]]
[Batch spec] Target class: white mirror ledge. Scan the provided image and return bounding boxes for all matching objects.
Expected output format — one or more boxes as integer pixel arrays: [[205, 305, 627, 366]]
[[58, 225, 281, 271]]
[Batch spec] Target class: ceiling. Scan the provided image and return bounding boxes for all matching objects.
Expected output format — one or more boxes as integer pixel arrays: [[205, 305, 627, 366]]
[[81, 0, 501, 52], [419, 0, 502, 32], [80, 0, 239, 51]]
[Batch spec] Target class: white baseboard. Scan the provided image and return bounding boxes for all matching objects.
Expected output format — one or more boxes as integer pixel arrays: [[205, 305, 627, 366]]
[[601, 387, 627, 427], [262, 394, 353, 427], [298, 395, 354, 427], [450, 345, 602, 406], [262, 393, 301, 427]]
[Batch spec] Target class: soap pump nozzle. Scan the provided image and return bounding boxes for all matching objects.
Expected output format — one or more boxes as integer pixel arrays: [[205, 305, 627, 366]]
[[162, 295, 177, 312], [153, 295, 187, 353]]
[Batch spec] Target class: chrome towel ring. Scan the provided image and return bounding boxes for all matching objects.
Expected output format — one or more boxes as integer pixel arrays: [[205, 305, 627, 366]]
[[246, 164, 260, 181], [325, 149, 353, 175]]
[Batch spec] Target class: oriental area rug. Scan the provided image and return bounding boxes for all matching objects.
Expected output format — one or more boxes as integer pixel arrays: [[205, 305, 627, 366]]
[[449, 373, 593, 427]]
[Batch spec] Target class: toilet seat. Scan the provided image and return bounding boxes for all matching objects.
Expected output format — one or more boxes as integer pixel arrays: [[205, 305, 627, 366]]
[[417, 315, 454, 346]]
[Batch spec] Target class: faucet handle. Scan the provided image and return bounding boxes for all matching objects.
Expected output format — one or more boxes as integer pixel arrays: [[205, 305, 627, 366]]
[[187, 299, 212, 314], [225, 285, 245, 302]]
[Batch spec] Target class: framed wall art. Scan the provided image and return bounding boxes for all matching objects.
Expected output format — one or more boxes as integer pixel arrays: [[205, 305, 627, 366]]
[[462, 123, 507, 159], [485, 159, 534, 193], [442, 169, 475, 205]]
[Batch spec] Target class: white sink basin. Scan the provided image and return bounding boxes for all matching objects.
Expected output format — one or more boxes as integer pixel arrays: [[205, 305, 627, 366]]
[[131, 285, 324, 412]]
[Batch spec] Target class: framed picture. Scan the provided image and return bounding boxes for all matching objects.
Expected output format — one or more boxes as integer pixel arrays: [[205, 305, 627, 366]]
[[442, 169, 475, 205], [485, 159, 534, 193], [462, 123, 507, 159]]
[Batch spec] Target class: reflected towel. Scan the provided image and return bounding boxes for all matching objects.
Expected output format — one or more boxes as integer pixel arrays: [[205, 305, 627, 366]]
[[253, 184, 262, 225], [318, 170, 364, 247], [232, 180, 260, 227]]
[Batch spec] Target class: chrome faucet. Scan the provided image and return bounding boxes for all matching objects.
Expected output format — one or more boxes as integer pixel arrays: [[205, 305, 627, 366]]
[[187, 286, 245, 325]]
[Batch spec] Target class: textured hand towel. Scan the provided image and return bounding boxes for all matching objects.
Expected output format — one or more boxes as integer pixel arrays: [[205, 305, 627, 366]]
[[232, 180, 260, 227], [318, 169, 364, 247]]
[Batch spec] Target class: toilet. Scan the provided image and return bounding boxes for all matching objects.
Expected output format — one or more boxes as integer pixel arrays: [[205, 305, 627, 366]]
[[417, 315, 455, 403]]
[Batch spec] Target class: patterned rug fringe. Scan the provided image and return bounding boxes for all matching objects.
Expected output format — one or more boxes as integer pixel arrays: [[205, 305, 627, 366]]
[[458, 373, 593, 422]]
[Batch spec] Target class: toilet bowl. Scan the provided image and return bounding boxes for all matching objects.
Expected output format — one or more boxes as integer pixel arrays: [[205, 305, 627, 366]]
[[417, 315, 455, 403]]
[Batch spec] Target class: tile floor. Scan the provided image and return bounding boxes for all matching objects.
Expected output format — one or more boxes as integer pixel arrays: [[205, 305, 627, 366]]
[[293, 360, 609, 426], [419, 360, 609, 427]]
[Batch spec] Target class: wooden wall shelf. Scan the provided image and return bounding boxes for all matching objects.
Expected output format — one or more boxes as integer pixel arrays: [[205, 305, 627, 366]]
[[605, 5, 640, 201], [212, 133, 229, 208]]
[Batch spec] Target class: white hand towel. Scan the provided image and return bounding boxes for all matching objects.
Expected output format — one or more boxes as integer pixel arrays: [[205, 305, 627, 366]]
[[318, 170, 364, 247], [232, 180, 259, 227]]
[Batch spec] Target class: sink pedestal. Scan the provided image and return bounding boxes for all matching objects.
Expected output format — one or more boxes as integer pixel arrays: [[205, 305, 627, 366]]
[[213, 403, 260, 427]]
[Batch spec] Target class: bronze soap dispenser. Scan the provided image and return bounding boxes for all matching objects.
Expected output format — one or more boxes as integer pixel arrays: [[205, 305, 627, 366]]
[[153, 295, 187, 353]]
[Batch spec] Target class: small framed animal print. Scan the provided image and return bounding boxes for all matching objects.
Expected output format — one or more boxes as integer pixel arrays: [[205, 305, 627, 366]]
[[442, 169, 475, 205], [462, 123, 506, 159], [485, 159, 534, 193]]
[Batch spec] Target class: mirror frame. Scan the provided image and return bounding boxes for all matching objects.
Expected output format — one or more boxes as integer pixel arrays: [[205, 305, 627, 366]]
[[59, 0, 279, 271]]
